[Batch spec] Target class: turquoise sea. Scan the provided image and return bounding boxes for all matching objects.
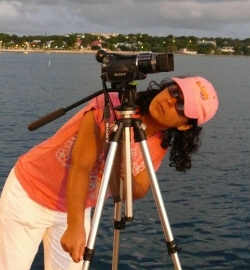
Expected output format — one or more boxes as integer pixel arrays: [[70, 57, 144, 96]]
[[0, 52, 250, 269]]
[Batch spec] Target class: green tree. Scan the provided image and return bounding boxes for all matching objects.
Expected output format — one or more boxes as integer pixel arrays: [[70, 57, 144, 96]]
[[109, 44, 117, 51], [242, 45, 250, 55], [141, 42, 152, 51], [116, 34, 126, 43], [197, 44, 215, 54], [106, 36, 118, 45], [101, 42, 109, 49], [91, 45, 101, 51], [233, 45, 243, 55], [66, 34, 78, 48], [51, 40, 64, 49]]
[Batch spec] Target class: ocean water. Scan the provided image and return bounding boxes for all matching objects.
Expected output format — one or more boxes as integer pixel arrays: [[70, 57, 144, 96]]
[[0, 52, 250, 270]]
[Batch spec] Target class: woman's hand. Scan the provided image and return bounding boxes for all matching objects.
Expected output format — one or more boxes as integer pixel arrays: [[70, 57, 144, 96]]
[[61, 223, 86, 263]]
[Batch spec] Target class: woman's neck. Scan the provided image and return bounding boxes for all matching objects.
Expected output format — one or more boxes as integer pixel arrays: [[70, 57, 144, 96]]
[[140, 113, 163, 138]]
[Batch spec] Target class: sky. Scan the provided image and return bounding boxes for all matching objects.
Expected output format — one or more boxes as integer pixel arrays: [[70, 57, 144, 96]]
[[0, 0, 250, 39]]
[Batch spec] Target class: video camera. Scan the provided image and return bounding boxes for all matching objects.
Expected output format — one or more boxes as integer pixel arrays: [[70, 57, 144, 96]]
[[96, 50, 174, 83]]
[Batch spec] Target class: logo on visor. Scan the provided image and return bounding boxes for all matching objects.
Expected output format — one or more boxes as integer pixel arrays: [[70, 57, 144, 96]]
[[196, 81, 209, 101]]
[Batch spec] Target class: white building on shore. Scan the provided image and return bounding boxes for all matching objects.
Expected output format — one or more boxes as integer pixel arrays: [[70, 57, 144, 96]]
[[178, 48, 197, 55], [221, 46, 235, 53]]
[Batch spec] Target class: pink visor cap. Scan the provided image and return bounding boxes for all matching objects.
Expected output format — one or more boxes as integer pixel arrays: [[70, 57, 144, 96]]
[[172, 77, 219, 125]]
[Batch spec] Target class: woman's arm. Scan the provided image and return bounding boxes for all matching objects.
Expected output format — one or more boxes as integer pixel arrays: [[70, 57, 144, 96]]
[[60, 110, 104, 263]]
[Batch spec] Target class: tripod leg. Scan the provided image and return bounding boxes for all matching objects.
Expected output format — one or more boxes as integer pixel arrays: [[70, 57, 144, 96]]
[[82, 142, 119, 270], [112, 178, 124, 270], [139, 140, 182, 270], [123, 126, 133, 220]]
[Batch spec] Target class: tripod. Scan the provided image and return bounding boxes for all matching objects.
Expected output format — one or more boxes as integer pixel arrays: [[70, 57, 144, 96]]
[[82, 84, 182, 270]]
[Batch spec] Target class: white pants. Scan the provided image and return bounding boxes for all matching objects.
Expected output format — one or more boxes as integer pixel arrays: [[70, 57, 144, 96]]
[[0, 168, 91, 270]]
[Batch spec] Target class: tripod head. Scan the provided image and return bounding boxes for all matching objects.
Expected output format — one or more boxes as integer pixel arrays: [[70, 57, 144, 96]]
[[103, 80, 138, 116]]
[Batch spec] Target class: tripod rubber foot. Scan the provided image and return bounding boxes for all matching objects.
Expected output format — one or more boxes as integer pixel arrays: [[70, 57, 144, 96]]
[[125, 216, 134, 222]]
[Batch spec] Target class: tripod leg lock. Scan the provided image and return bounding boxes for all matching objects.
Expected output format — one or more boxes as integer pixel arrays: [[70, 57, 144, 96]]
[[114, 217, 126, 230], [83, 247, 95, 261], [166, 240, 182, 255]]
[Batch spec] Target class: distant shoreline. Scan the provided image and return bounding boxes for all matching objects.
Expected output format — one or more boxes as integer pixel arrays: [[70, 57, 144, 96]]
[[0, 48, 142, 55], [0, 49, 96, 54]]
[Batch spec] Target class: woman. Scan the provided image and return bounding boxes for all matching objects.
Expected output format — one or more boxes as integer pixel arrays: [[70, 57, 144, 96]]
[[0, 76, 218, 270]]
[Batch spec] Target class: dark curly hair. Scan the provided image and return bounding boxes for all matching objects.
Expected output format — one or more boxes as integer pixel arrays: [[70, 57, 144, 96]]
[[135, 78, 202, 172]]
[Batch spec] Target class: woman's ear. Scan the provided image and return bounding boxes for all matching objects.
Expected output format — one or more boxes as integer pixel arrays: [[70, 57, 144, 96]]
[[177, 124, 193, 131]]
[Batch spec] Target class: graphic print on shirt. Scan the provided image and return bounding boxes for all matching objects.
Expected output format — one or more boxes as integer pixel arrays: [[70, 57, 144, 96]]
[[55, 136, 76, 168], [131, 139, 146, 175]]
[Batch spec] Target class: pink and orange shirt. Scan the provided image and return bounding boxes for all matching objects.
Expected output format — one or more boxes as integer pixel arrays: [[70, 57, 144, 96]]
[[15, 93, 167, 212]]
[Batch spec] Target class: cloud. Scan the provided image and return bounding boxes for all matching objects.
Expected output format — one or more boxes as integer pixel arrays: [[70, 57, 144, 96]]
[[0, 1, 21, 20], [0, 0, 250, 38]]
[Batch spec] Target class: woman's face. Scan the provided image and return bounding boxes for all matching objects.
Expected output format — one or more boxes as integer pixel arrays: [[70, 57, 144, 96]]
[[148, 87, 190, 130]]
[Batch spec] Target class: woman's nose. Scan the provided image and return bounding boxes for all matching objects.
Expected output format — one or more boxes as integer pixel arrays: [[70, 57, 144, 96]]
[[167, 97, 176, 108]]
